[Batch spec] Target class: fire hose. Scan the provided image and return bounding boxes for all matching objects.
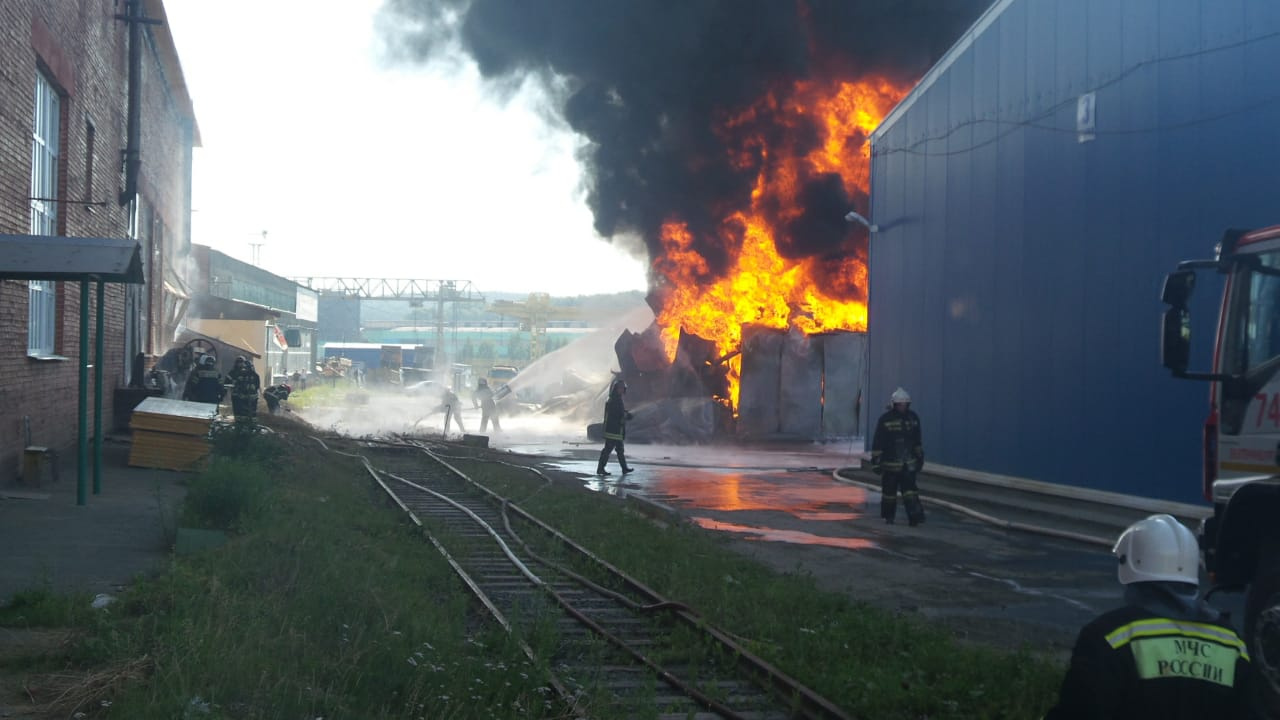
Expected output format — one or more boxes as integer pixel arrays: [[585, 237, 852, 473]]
[[830, 467, 1114, 548]]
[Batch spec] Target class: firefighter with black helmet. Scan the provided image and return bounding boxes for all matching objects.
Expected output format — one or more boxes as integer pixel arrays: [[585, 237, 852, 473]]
[[227, 355, 261, 423], [596, 378, 634, 476], [1045, 514, 1252, 719], [870, 387, 925, 525], [182, 354, 225, 405]]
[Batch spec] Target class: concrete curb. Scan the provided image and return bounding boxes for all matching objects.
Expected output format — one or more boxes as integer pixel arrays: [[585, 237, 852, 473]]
[[831, 468, 1115, 548], [919, 461, 1212, 520]]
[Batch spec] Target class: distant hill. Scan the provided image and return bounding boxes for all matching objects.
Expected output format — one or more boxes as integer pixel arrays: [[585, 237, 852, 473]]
[[359, 291, 646, 325]]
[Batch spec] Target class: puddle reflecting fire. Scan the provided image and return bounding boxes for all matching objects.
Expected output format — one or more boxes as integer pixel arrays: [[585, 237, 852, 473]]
[[653, 468, 867, 514], [581, 465, 876, 549], [690, 517, 875, 550]]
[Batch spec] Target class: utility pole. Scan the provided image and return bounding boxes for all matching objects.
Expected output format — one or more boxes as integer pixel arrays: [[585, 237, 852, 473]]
[[248, 230, 266, 266]]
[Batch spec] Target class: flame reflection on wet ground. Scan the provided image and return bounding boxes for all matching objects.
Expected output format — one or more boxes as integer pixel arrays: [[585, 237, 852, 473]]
[[690, 517, 875, 550], [580, 464, 877, 550]]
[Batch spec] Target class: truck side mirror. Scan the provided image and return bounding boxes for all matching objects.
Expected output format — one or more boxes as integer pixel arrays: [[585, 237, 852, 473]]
[[1161, 269, 1196, 309], [1161, 307, 1191, 375]]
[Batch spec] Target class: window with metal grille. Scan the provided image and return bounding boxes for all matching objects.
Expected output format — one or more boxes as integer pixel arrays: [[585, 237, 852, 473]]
[[28, 71, 59, 356]]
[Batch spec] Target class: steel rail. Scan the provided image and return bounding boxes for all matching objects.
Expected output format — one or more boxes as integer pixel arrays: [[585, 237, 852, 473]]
[[308, 436, 581, 714], [408, 440, 853, 720]]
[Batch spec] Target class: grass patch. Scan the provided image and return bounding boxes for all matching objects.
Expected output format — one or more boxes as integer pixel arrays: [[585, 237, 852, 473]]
[[0, 586, 96, 628], [1, 427, 563, 719]]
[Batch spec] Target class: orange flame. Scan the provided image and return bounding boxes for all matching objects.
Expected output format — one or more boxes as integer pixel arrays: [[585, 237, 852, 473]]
[[652, 76, 910, 409]]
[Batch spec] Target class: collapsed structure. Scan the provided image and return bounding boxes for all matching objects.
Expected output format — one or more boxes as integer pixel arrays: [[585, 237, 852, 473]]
[[599, 323, 866, 445]]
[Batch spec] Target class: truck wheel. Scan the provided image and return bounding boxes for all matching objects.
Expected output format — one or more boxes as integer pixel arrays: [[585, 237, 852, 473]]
[[1246, 553, 1280, 714]]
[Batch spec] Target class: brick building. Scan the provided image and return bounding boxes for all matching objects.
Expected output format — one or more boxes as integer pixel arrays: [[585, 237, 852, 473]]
[[0, 0, 197, 481]]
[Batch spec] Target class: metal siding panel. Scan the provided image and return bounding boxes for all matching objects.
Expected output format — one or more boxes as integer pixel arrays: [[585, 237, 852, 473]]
[[1025, 0, 1058, 114], [1047, 102, 1088, 490], [941, 51, 973, 470], [1015, 104, 1055, 482], [994, 144, 1027, 477], [997, 0, 1028, 121], [1055, 1, 1088, 97], [1086, 0, 1123, 89], [779, 332, 823, 437], [738, 326, 782, 436], [1160, 0, 1202, 57], [969, 28, 1002, 474], [1202, 0, 1245, 46], [1246, 0, 1280, 38], [1122, 0, 1159, 69], [822, 333, 863, 437], [919, 84, 950, 456]]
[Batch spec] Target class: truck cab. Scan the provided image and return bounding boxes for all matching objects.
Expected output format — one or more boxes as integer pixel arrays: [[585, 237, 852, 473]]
[[1162, 225, 1280, 708]]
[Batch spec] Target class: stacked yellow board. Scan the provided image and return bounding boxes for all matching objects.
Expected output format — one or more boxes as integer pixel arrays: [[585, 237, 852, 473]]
[[128, 397, 218, 471]]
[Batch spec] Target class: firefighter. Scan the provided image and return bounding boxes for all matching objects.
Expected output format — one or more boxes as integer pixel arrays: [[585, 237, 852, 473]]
[[472, 378, 501, 433], [227, 356, 261, 424], [870, 387, 925, 525], [596, 379, 634, 477], [1044, 514, 1252, 719], [425, 385, 466, 435], [182, 354, 225, 405], [263, 383, 292, 414]]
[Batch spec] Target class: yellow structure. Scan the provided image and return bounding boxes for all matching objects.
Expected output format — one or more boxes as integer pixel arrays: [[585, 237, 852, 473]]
[[485, 293, 581, 360]]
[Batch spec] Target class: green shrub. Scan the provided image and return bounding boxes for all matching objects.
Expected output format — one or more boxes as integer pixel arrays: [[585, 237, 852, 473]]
[[179, 458, 272, 531]]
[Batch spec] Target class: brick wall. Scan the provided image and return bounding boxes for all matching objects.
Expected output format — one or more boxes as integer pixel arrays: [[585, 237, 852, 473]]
[[0, 0, 195, 480]]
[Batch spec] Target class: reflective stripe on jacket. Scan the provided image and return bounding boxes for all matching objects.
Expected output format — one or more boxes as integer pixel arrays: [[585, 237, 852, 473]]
[[870, 408, 923, 473], [1044, 605, 1251, 719]]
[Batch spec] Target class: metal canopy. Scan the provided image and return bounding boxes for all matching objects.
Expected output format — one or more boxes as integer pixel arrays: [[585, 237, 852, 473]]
[[0, 234, 144, 506], [0, 234, 144, 283]]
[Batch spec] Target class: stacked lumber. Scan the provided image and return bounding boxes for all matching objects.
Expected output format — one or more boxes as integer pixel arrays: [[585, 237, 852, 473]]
[[129, 397, 218, 471]]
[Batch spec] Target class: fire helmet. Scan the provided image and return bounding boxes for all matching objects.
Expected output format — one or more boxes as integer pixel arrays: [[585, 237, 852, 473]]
[[1113, 514, 1200, 585], [478, 378, 488, 387], [890, 387, 911, 405], [611, 379, 628, 396]]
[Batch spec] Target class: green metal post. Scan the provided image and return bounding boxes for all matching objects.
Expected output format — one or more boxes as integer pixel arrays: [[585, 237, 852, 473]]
[[94, 280, 105, 494], [78, 279, 89, 506]]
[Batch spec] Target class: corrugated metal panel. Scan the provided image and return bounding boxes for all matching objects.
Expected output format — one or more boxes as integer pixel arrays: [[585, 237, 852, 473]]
[[869, 0, 1280, 504]]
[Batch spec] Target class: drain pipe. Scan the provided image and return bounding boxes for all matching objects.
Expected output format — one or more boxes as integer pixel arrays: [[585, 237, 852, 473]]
[[117, 0, 144, 206]]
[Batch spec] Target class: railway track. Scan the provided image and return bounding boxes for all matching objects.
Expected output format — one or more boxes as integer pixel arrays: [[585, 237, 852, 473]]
[[316, 435, 850, 720]]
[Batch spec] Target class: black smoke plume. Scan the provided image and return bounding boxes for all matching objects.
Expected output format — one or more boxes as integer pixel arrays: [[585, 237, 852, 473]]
[[381, 0, 987, 298]]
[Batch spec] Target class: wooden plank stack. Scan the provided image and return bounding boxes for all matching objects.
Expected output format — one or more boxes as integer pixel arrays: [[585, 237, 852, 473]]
[[129, 397, 218, 471]]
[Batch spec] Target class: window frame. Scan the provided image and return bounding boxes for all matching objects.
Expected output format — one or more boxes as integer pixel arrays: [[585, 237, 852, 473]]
[[28, 70, 61, 358]]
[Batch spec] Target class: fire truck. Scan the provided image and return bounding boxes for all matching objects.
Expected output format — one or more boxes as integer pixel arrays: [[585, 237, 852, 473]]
[[1161, 224, 1280, 704]]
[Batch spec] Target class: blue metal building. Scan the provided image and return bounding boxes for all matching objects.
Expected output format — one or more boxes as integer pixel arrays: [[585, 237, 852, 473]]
[[868, 0, 1280, 503]]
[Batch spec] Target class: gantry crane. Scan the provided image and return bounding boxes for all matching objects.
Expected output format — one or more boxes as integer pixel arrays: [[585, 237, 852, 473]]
[[486, 292, 580, 360], [292, 277, 485, 369]]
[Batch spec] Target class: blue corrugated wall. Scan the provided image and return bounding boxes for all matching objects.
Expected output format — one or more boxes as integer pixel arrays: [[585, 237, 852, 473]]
[[868, 0, 1280, 504]]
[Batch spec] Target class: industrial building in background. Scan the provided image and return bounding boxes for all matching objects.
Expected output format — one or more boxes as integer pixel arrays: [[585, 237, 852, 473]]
[[0, 0, 197, 488], [868, 0, 1280, 504]]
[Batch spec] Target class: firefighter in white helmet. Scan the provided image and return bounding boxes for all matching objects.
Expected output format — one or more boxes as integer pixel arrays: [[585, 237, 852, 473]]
[[1045, 514, 1252, 719], [869, 387, 925, 525]]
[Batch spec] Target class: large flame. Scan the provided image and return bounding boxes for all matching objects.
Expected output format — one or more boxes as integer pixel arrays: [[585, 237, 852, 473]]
[[652, 76, 910, 409]]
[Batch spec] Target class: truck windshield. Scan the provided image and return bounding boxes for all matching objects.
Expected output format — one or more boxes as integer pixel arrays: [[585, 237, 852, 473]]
[[1227, 250, 1280, 374]]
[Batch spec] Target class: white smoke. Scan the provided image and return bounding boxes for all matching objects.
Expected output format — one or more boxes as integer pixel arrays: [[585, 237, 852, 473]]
[[295, 298, 656, 444]]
